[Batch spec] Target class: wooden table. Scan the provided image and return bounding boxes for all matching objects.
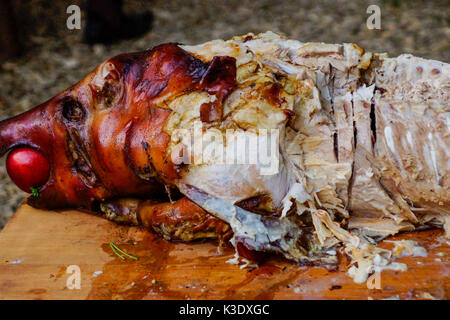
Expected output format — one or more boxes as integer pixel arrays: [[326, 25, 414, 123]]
[[0, 204, 448, 300]]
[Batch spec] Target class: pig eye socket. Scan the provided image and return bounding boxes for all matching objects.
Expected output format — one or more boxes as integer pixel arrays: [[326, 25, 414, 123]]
[[92, 77, 123, 110], [62, 98, 85, 122], [102, 81, 119, 107]]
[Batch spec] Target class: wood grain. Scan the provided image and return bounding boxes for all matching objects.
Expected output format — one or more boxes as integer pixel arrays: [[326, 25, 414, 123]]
[[0, 204, 448, 300]]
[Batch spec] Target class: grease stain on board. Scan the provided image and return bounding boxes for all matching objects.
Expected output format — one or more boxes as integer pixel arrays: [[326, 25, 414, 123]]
[[87, 232, 180, 299], [85, 228, 449, 300]]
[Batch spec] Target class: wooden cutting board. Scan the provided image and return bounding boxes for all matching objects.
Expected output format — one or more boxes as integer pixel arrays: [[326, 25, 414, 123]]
[[0, 203, 448, 300]]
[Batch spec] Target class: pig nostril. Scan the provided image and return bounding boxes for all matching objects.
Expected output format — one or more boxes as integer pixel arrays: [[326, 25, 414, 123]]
[[6, 147, 50, 194]]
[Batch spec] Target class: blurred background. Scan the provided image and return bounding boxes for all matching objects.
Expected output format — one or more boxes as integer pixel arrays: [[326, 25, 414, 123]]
[[0, 0, 448, 229]]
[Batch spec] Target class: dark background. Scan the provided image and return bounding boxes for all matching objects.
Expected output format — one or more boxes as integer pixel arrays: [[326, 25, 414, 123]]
[[0, 0, 448, 228]]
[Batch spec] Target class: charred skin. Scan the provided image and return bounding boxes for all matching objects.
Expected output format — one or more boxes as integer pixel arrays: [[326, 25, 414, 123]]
[[0, 44, 237, 242]]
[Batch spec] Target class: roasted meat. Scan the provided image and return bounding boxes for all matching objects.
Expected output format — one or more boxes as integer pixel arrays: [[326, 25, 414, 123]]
[[0, 32, 448, 281]]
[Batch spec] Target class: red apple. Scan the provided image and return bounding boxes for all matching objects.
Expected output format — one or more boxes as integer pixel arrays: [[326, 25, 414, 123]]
[[6, 147, 50, 193]]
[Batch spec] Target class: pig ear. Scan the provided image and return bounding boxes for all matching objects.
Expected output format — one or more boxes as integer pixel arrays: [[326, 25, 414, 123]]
[[198, 56, 237, 123], [199, 56, 237, 96]]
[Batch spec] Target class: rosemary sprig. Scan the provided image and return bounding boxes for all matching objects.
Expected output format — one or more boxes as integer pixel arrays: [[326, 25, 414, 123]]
[[109, 242, 125, 260], [30, 187, 39, 197], [109, 242, 138, 260]]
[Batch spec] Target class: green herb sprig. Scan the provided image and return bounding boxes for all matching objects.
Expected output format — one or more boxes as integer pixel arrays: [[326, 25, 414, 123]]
[[109, 242, 138, 261], [30, 187, 39, 197]]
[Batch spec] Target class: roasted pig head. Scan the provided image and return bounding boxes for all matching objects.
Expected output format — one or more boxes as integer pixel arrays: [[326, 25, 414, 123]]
[[0, 43, 236, 210]]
